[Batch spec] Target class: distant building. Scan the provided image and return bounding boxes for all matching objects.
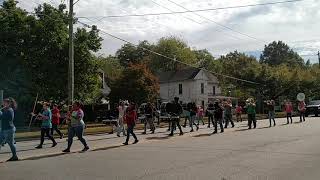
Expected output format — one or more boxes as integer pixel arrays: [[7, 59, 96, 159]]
[[157, 67, 226, 107], [98, 69, 111, 96]]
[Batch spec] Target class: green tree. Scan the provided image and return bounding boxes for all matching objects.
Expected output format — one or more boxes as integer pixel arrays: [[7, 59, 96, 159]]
[[260, 41, 304, 67], [193, 49, 215, 68], [0, 0, 103, 103], [116, 40, 152, 67], [109, 63, 159, 104], [150, 36, 198, 72]]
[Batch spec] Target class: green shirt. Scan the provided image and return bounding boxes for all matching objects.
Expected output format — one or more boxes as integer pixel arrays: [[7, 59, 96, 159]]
[[247, 105, 256, 115]]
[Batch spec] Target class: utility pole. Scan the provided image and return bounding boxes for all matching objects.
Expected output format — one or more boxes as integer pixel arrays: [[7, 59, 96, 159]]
[[68, 0, 74, 104], [318, 51, 320, 67]]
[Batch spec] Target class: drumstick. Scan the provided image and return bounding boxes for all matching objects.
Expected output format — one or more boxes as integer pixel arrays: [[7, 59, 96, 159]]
[[28, 93, 39, 129]]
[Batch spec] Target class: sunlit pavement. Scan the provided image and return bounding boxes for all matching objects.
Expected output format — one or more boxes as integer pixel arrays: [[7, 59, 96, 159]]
[[1, 117, 320, 180]]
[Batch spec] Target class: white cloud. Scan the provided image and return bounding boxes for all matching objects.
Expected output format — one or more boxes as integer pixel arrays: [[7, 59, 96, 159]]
[[14, 0, 320, 63]]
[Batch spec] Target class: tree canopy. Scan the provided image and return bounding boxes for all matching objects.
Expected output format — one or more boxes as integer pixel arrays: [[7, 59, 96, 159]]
[[260, 41, 305, 67]]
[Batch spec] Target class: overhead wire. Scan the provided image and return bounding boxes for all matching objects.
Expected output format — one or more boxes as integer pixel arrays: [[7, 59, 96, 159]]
[[78, 20, 260, 85], [77, 0, 305, 19], [166, 0, 265, 43]]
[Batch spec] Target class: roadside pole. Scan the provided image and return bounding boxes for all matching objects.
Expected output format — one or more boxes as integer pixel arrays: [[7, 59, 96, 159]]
[[0, 90, 3, 131], [68, 0, 74, 105]]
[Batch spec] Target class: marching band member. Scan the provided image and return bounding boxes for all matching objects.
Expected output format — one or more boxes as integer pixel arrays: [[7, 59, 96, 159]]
[[62, 101, 89, 152], [266, 99, 276, 127], [35, 102, 57, 149], [123, 103, 139, 145], [0, 98, 19, 161], [284, 100, 293, 124], [224, 99, 234, 129], [298, 100, 306, 122], [246, 98, 257, 129], [213, 100, 224, 134]]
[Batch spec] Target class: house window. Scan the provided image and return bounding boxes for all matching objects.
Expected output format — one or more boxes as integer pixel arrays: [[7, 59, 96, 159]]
[[179, 84, 183, 95], [212, 86, 216, 95], [201, 83, 204, 94]]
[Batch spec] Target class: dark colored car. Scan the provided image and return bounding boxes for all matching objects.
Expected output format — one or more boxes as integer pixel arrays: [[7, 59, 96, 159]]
[[306, 100, 320, 117]]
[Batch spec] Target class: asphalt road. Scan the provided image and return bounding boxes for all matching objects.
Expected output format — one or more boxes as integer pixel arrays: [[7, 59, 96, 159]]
[[1, 117, 320, 180]]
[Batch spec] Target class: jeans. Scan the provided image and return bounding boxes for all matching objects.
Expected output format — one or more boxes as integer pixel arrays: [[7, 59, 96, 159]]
[[268, 111, 276, 126], [40, 128, 56, 146], [0, 127, 17, 158], [208, 115, 214, 127], [144, 117, 155, 133], [170, 118, 183, 135], [183, 116, 190, 127], [189, 115, 198, 131], [214, 117, 224, 133], [287, 113, 293, 123], [224, 114, 234, 128], [51, 124, 63, 137], [117, 117, 126, 136], [197, 116, 205, 125], [125, 125, 138, 143], [67, 125, 88, 149], [248, 114, 256, 129], [300, 112, 306, 122]]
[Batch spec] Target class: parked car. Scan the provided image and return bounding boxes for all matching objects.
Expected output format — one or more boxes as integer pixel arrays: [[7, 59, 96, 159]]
[[306, 100, 320, 117]]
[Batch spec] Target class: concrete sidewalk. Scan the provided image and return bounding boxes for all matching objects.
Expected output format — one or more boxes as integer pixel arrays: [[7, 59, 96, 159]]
[[0, 117, 310, 162]]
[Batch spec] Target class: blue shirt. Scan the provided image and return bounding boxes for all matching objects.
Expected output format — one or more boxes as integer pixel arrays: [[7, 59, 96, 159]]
[[0, 108, 15, 130], [41, 109, 52, 128]]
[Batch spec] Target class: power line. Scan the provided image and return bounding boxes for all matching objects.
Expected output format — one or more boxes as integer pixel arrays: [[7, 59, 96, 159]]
[[166, 0, 265, 43], [78, 20, 260, 85], [150, 0, 202, 25], [77, 0, 305, 19]]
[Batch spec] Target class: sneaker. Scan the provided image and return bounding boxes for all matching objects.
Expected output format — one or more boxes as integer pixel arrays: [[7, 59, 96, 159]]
[[133, 140, 139, 144], [123, 142, 128, 145], [52, 142, 57, 147], [196, 126, 199, 131], [207, 126, 210, 128], [60, 134, 64, 139], [82, 146, 89, 152], [141, 132, 146, 135], [6, 156, 19, 162], [179, 132, 184, 136], [62, 149, 70, 153], [190, 129, 194, 132], [35, 145, 42, 149], [168, 133, 174, 136], [212, 131, 217, 134], [117, 134, 120, 137], [151, 131, 155, 134]]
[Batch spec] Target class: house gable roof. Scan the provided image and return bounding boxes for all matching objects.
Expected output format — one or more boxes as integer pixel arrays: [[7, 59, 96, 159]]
[[157, 67, 201, 83]]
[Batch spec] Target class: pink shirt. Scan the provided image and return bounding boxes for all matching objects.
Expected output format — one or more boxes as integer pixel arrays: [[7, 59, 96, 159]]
[[285, 104, 293, 113]]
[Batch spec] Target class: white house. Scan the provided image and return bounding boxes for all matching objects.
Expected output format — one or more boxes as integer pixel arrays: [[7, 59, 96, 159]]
[[97, 69, 111, 96], [157, 67, 224, 107]]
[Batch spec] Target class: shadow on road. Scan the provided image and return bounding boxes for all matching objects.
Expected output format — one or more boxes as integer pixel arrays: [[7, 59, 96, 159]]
[[192, 133, 212, 137], [146, 136, 171, 140]]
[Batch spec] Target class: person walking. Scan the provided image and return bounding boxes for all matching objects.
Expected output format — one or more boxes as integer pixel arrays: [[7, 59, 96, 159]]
[[35, 102, 57, 149], [123, 103, 139, 145], [142, 102, 155, 134], [197, 105, 205, 126], [266, 99, 276, 127], [168, 97, 184, 136], [62, 101, 89, 152], [117, 101, 127, 137], [51, 104, 64, 139], [189, 102, 199, 132], [0, 98, 19, 161], [212, 101, 224, 134], [298, 100, 306, 122], [224, 99, 235, 129], [235, 104, 243, 122], [246, 98, 257, 129], [284, 100, 293, 124], [182, 103, 191, 128], [206, 102, 215, 128]]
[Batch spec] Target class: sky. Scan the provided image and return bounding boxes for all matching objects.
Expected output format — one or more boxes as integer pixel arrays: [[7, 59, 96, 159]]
[[5, 0, 320, 63]]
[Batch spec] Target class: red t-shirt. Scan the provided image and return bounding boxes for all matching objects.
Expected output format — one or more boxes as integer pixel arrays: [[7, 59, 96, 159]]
[[52, 108, 60, 125], [125, 110, 137, 127]]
